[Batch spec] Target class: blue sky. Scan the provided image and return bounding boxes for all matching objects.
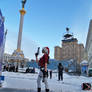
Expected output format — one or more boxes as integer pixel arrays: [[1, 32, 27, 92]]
[[0, 0, 92, 60]]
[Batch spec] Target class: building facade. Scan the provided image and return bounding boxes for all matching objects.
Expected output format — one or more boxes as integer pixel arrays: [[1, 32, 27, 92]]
[[54, 28, 84, 64]]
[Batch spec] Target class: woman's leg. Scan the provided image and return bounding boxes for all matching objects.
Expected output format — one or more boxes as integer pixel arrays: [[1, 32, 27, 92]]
[[44, 77, 49, 92], [37, 71, 43, 92]]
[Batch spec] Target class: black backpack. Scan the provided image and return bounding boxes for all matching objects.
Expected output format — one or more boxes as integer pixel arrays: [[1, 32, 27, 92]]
[[81, 83, 91, 90], [47, 56, 50, 64]]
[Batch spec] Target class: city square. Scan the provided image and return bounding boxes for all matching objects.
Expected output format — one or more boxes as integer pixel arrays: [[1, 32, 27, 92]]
[[0, 0, 92, 92]]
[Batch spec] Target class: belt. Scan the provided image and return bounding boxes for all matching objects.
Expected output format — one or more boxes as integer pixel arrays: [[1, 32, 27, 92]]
[[40, 67, 45, 71]]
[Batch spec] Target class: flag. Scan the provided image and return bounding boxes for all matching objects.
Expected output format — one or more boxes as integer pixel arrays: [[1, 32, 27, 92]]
[[0, 9, 4, 84]]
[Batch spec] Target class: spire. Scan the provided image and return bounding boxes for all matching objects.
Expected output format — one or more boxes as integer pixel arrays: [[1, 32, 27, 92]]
[[66, 27, 69, 33], [64, 27, 73, 39], [62, 27, 77, 42]]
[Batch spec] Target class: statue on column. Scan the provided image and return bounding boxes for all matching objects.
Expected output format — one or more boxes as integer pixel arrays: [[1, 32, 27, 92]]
[[22, 0, 27, 8]]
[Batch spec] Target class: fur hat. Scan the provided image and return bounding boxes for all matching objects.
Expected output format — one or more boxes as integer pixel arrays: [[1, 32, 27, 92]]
[[42, 47, 50, 55]]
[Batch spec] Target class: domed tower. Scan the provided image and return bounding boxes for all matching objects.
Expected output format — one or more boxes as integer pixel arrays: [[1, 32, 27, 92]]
[[54, 27, 84, 64], [62, 28, 78, 61]]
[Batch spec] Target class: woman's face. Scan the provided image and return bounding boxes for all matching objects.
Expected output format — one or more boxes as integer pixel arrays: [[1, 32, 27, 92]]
[[42, 49, 45, 53]]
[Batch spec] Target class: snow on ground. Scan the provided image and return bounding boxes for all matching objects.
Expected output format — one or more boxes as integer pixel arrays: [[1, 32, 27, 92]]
[[1, 69, 92, 92]]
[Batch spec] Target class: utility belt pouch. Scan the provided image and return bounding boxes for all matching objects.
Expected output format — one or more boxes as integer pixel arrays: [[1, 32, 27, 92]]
[[40, 67, 47, 77]]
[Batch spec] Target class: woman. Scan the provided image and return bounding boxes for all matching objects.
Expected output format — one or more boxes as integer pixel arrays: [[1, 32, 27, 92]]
[[35, 47, 50, 92]]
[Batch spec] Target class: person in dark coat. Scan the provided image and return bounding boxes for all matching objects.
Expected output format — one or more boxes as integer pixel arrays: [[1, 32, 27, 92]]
[[50, 70, 52, 79], [16, 65, 18, 72], [58, 63, 63, 81], [3, 65, 6, 71]]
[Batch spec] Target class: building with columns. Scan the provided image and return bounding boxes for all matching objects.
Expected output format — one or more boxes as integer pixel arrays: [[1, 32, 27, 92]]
[[54, 28, 84, 64]]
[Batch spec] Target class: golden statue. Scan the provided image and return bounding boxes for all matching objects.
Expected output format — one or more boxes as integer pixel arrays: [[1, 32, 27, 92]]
[[22, 0, 27, 8]]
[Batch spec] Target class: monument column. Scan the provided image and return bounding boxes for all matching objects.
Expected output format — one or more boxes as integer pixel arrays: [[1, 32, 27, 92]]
[[17, 9, 26, 52], [11, 0, 27, 68], [12, 0, 27, 58]]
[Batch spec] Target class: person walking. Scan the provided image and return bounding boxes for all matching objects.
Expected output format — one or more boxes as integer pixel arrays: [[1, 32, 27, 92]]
[[35, 47, 50, 92], [58, 63, 63, 81], [50, 70, 52, 79]]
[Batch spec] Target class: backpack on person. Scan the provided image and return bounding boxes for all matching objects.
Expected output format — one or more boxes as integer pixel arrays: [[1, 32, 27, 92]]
[[47, 56, 50, 64]]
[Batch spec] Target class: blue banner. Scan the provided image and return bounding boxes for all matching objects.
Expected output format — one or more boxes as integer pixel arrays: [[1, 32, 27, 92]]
[[0, 10, 4, 47], [0, 9, 4, 84], [0, 9, 4, 72]]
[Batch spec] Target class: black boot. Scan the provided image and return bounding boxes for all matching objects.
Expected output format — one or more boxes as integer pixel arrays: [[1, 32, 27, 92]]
[[38, 88, 41, 92], [45, 89, 49, 92]]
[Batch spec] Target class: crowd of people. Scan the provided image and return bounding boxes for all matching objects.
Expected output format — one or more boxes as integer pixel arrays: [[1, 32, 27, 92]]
[[3, 64, 18, 72]]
